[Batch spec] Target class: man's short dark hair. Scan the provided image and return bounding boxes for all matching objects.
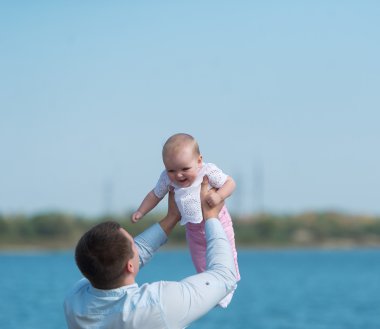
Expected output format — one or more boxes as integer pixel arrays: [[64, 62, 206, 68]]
[[75, 221, 134, 289]]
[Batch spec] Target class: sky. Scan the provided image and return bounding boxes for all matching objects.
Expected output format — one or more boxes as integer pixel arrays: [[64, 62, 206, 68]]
[[1, 1, 379, 217]]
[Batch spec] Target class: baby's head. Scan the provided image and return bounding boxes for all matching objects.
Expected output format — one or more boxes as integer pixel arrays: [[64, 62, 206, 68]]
[[162, 133, 202, 188]]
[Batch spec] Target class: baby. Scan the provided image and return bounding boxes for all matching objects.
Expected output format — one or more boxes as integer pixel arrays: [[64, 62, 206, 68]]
[[132, 133, 240, 307]]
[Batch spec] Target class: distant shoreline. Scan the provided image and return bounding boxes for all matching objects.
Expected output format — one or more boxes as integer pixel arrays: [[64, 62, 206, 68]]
[[1, 241, 380, 253], [2, 211, 380, 252]]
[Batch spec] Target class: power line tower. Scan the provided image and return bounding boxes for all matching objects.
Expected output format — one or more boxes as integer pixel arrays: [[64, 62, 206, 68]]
[[103, 179, 114, 216], [253, 161, 264, 214]]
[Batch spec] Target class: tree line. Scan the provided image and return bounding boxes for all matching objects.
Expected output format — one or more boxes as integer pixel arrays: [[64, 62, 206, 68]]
[[1, 211, 380, 250]]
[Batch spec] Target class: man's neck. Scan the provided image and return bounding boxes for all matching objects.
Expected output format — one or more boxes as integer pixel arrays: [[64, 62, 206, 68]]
[[120, 275, 136, 287]]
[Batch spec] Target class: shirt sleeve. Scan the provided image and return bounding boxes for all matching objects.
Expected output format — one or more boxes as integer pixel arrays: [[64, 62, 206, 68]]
[[153, 170, 171, 198], [159, 219, 238, 328], [134, 223, 168, 268], [205, 163, 228, 188]]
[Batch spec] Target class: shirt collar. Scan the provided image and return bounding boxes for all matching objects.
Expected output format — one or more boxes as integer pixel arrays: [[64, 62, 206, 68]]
[[89, 283, 139, 297]]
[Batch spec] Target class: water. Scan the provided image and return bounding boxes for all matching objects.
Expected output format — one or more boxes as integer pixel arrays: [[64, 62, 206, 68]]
[[0, 249, 379, 329]]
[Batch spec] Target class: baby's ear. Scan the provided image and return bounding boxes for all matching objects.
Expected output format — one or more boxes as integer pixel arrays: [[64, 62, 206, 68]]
[[197, 154, 203, 166]]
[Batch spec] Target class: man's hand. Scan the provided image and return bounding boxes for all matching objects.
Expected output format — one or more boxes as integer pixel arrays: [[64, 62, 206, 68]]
[[201, 176, 224, 220], [159, 189, 181, 236], [205, 191, 223, 207]]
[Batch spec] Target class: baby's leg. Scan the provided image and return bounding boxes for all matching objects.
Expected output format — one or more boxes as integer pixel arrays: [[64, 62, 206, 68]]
[[186, 206, 240, 308], [217, 206, 240, 308], [218, 205, 241, 281], [186, 207, 240, 277], [186, 221, 207, 273]]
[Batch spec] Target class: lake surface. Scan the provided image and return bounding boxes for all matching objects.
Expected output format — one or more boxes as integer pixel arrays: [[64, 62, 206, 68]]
[[0, 249, 379, 329]]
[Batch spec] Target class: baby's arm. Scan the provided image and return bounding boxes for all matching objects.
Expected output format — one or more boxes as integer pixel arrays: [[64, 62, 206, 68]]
[[131, 190, 162, 223], [206, 176, 236, 207]]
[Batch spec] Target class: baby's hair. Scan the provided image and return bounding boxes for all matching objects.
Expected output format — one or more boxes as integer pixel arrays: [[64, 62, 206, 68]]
[[162, 133, 200, 158]]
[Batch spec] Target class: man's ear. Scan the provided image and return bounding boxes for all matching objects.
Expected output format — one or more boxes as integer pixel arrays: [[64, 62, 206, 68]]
[[126, 260, 135, 274]]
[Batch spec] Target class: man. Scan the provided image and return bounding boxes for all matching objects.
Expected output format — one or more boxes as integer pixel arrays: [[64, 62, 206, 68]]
[[64, 177, 238, 328]]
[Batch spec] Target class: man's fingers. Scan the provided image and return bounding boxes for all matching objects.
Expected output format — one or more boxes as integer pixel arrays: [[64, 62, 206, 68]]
[[200, 176, 209, 195], [167, 189, 181, 220], [168, 189, 175, 205]]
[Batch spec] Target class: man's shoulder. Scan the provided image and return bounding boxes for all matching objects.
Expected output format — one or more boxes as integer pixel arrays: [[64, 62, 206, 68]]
[[138, 280, 178, 302], [64, 278, 90, 301]]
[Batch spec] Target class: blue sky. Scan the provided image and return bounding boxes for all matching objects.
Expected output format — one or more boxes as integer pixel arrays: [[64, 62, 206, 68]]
[[1, 1, 379, 216]]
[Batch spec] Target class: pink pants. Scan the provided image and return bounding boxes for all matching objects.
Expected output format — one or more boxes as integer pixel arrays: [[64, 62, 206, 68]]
[[186, 205, 240, 307]]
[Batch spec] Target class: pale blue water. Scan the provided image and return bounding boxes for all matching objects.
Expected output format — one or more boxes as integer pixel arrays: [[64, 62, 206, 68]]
[[0, 249, 379, 329]]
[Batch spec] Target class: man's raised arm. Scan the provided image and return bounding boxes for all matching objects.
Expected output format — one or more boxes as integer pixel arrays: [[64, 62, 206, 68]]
[[135, 190, 181, 268], [160, 177, 238, 328]]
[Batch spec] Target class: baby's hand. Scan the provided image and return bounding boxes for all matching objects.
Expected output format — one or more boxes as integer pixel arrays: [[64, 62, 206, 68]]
[[206, 191, 223, 207], [131, 211, 143, 223]]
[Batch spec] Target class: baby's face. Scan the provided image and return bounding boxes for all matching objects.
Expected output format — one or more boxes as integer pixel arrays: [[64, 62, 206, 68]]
[[163, 147, 202, 188]]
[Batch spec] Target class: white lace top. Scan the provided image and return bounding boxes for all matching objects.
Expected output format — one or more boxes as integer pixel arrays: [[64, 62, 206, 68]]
[[153, 163, 228, 225]]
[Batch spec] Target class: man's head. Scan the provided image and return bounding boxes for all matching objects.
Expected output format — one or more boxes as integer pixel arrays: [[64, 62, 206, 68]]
[[75, 221, 138, 289], [162, 133, 202, 188]]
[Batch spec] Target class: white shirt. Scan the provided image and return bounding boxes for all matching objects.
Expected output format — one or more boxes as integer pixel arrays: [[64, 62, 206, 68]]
[[153, 163, 228, 225], [64, 220, 237, 329]]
